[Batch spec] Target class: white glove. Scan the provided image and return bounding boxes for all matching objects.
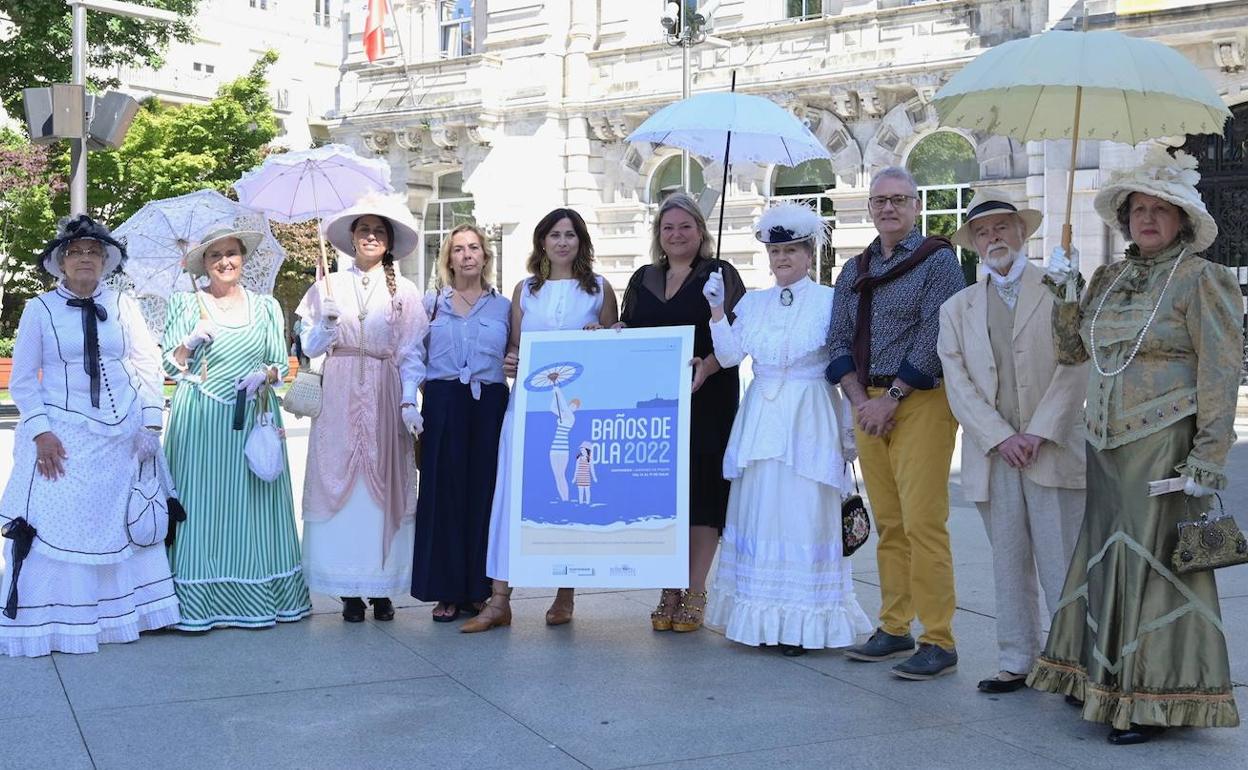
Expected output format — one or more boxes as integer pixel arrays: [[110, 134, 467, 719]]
[[320, 298, 342, 327], [237, 369, 271, 398], [1182, 476, 1216, 497], [183, 320, 217, 351], [402, 404, 423, 436], [1046, 246, 1079, 282], [702, 269, 725, 310], [133, 428, 161, 462]]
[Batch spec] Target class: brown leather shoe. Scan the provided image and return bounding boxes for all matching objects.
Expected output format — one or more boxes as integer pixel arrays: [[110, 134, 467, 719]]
[[545, 588, 575, 626], [460, 589, 512, 633]]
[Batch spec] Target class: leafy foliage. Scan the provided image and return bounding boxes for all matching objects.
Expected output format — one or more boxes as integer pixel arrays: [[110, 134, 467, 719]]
[[0, 128, 64, 333], [0, 0, 200, 121]]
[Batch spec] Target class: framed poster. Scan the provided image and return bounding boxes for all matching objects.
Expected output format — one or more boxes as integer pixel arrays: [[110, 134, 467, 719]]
[[507, 326, 694, 588]]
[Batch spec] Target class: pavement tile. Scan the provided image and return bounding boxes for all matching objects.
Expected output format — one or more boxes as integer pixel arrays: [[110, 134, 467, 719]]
[[964, 710, 1248, 769], [376, 591, 942, 769], [628, 725, 1065, 770], [0, 706, 94, 769], [0, 654, 71, 721], [54, 612, 440, 711], [75, 677, 586, 770]]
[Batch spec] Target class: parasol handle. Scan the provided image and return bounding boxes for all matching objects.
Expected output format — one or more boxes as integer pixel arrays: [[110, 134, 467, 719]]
[[1062, 85, 1084, 302], [713, 70, 738, 268], [312, 172, 334, 301]]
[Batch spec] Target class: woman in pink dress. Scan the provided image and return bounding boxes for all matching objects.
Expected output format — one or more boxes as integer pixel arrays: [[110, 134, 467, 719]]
[[296, 194, 428, 623]]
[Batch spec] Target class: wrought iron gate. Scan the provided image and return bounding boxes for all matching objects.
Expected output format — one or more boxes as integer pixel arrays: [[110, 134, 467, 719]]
[[1179, 103, 1248, 271]]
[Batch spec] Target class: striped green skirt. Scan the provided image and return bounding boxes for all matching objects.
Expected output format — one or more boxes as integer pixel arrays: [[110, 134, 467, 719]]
[[165, 385, 312, 631]]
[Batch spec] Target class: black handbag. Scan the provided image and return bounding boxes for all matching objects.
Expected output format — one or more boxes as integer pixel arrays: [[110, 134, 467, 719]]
[[842, 462, 871, 557]]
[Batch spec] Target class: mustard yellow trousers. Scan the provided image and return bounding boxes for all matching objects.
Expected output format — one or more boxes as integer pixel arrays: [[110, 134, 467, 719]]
[[855, 386, 958, 649]]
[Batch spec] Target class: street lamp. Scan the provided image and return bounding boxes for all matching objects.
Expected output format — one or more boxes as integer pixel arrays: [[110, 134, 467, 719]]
[[661, 1, 710, 192], [66, 0, 179, 215]]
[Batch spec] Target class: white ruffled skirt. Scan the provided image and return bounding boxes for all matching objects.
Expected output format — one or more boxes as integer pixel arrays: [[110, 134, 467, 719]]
[[707, 458, 872, 649]]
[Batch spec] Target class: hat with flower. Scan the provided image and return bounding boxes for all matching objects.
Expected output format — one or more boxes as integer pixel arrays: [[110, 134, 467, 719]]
[[754, 202, 829, 253], [1093, 144, 1217, 253]]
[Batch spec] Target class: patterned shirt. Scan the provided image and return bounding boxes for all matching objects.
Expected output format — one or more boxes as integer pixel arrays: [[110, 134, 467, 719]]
[[826, 228, 967, 389]]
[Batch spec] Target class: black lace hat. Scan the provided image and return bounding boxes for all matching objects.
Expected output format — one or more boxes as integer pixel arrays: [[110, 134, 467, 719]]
[[38, 214, 127, 280]]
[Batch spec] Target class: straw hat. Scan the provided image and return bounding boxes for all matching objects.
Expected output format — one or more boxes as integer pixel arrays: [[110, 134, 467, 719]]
[[182, 225, 264, 278], [321, 192, 420, 260], [754, 202, 829, 253], [951, 188, 1043, 252], [38, 214, 127, 280], [1093, 145, 1217, 253]]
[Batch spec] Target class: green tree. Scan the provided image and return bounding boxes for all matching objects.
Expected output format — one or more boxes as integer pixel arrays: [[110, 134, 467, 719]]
[[0, 128, 63, 332], [0, 0, 200, 123]]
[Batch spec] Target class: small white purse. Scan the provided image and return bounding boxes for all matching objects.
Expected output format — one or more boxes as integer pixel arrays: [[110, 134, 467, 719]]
[[281, 359, 322, 419], [246, 386, 286, 482], [126, 459, 169, 547]]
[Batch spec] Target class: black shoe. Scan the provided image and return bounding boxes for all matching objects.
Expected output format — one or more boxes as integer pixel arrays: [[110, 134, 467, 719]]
[[369, 597, 395, 621], [1107, 725, 1165, 745], [892, 643, 958, 680], [844, 629, 916, 662], [431, 603, 461, 623], [1065, 694, 1084, 708], [977, 674, 1027, 693], [781, 644, 807, 657], [341, 597, 366, 623]]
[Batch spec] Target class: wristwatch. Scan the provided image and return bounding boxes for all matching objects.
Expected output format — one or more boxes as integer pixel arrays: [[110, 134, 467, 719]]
[[887, 385, 907, 402]]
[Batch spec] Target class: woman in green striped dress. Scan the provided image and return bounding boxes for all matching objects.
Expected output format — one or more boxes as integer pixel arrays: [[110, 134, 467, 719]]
[[161, 226, 312, 631]]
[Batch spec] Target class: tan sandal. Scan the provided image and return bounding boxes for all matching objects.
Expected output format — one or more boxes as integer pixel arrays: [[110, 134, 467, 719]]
[[545, 587, 575, 626], [650, 588, 682, 631], [671, 590, 707, 633], [460, 588, 512, 633]]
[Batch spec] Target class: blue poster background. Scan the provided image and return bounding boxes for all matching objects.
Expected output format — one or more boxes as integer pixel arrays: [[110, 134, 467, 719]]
[[520, 336, 684, 529]]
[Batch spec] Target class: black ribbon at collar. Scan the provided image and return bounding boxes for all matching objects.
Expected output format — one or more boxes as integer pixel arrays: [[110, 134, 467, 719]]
[[2, 517, 37, 620], [65, 296, 108, 408]]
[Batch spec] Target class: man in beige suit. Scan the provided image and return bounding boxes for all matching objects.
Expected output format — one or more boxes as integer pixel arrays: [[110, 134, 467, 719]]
[[937, 189, 1086, 694]]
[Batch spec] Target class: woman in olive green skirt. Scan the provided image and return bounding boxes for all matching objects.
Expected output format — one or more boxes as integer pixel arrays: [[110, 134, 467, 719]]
[[1032, 146, 1241, 745]]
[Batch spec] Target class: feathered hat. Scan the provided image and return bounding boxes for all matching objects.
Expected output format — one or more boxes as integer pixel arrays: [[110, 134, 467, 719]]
[[754, 202, 829, 253], [1093, 145, 1217, 253], [38, 214, 127, 280]]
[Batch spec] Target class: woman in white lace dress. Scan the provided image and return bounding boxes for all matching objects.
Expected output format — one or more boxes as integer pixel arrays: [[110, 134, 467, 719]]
[[703, 204, 871, 655]]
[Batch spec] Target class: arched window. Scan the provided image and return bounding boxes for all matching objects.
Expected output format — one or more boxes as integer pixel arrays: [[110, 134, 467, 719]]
[[649, 155, 706, 202], [771, 158, 836, 284], [906, 131, 980, 283], [423, 172, 479, 288]]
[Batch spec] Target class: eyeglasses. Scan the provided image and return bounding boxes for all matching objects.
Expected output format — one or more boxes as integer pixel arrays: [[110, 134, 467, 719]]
[[64, 247, 104, 260], [868, 195, 917, 211]]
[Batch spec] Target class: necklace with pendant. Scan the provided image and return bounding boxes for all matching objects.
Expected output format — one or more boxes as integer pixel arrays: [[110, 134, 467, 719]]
[[354, 271, 381, 322], [780, 287, 794, 306]]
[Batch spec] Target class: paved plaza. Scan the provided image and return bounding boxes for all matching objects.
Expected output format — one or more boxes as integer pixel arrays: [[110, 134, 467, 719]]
[[1, 417, 1245, 769]]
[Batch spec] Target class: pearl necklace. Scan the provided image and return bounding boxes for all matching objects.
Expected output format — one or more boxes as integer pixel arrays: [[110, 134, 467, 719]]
[[1089, 249, 1185, 378]]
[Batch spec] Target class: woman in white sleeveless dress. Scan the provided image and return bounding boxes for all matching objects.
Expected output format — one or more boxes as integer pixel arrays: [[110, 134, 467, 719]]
[[461, 208, 618, 632]]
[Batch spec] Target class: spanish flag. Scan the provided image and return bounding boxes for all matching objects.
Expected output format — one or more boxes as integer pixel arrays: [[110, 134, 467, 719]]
[[364, 0, 386, 62]]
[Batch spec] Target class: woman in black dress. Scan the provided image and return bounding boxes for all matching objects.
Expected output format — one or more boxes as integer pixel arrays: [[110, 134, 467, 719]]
[[619, 193, 745, 633]]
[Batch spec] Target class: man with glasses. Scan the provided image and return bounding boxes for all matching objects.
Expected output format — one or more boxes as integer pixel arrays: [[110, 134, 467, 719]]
[[827, 166, 966, 679]]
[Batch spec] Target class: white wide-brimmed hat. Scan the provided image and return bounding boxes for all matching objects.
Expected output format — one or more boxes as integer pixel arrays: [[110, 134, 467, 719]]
[[321, 192, 420, 260], [182, 225, 264, 278], [38, 214, 127, 280], [951, 188, 1043, 251], [754, 202, 829, 253], [1093, 145, 1217, 253]]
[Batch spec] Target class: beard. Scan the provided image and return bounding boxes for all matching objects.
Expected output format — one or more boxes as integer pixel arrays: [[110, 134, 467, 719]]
[[982, 245, 1018, 274]]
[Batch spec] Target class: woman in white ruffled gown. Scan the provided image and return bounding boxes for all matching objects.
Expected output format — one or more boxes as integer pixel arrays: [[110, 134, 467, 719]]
[[703, 204, 871, 655]]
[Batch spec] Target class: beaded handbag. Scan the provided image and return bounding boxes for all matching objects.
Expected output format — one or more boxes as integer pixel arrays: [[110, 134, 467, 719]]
[[842, 462, 871, 558], [1171, 495, 1248, 575], [281, 362, 322, 418]]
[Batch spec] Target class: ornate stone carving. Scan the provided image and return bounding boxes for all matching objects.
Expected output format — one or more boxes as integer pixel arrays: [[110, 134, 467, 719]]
[[394, 128, 423, 152], [428, 121, 460, 151], [1214, 37, 1245, 73], [360, 130, 391, 153]]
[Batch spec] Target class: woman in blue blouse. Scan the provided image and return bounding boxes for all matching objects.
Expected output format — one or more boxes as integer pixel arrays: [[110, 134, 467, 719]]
[[410, 224, 511, 622]]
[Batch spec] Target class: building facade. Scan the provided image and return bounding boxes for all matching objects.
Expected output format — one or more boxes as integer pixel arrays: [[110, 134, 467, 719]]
[[112, 0, 342, 149], [322, 0, 1248, 295]]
